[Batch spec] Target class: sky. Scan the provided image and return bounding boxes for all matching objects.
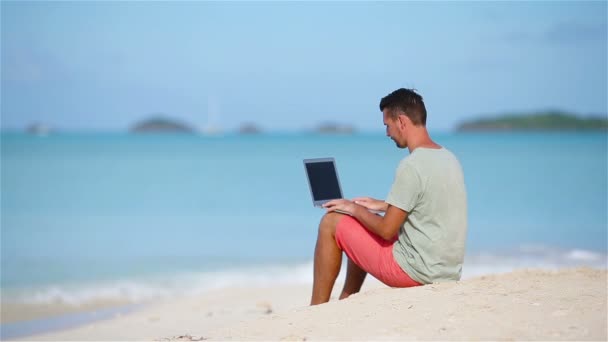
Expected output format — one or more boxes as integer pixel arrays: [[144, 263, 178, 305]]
[[1, 1, 607, 133]]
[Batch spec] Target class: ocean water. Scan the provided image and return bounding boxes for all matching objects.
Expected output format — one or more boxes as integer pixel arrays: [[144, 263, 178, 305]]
[[1, 132, 607, 308]]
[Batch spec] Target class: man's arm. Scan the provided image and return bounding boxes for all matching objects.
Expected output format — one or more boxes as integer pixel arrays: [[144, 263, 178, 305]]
[[323, 199, 408, 241], [353, 204, 408, 240], [352, 197, 389, 212]]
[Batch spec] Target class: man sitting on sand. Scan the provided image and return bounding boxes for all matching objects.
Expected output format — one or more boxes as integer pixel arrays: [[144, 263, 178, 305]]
[[311, 88, 467, 305]]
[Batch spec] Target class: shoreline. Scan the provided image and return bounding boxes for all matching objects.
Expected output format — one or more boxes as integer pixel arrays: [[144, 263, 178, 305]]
[[6, 267, 606, 341], [1, 304, 143, 340], [0, 299, 142, 324]]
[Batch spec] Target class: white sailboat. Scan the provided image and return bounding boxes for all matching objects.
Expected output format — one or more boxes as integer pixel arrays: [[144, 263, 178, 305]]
[[200, 95, 223, 135]]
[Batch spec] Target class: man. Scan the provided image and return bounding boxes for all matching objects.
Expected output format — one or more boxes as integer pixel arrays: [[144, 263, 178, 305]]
[[310, 88, 467, 305]]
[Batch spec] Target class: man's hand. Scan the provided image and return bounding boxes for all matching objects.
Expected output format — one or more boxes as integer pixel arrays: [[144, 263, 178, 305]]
[[322, 199, 358, 215], [324, 198, 407, 241], [352, 197, 388, 212]]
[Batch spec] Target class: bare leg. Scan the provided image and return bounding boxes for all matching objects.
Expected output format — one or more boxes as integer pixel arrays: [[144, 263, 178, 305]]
[[310, 213, 344, 305], [339, 258, 367, 300]]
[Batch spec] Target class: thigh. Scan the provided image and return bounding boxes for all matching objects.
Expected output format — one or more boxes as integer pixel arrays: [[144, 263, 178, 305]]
[[335, 215, 421, 288]]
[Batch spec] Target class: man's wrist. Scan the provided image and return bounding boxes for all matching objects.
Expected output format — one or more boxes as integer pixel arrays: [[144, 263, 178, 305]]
[[353, 204, 365, 217], [381, 201, 389, 212]]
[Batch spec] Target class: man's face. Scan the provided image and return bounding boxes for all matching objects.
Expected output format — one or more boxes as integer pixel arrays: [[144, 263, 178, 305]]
[[383, 109, 406, 149]]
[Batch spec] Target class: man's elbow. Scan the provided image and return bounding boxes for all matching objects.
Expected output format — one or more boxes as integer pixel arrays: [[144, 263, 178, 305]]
[[378, 228, 399, 241]]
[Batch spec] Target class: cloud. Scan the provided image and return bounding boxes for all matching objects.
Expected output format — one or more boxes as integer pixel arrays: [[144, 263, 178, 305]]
[[543, 21, 607, 44], [459, 55, 519, 73], [502, 21, 607, 46], [1, 46, 71, 83]]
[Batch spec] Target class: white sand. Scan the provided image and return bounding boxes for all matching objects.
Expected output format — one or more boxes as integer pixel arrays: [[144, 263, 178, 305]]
[[16, 268, 607, 341]]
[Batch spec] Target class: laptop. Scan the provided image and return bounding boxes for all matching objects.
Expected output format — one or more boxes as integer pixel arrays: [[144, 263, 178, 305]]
[[303, 157, 344, 209], [303, 157, 383, 216]]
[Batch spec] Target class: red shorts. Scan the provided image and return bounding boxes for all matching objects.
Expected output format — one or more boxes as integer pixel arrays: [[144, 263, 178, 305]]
[[335, 215, 422, 288]]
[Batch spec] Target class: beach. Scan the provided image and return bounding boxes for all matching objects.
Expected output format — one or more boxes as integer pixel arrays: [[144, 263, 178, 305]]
[[11, 267, 606, 341], [2, 133, 606, 340], [2, 0, 608, 339]]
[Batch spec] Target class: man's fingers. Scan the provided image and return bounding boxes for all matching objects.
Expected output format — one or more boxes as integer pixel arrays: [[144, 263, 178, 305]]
[[323, 201, 337, 209], [352, 197, 372, 204]]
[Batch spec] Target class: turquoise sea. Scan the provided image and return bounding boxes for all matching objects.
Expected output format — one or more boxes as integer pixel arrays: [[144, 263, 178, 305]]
[[1, 132, 607, 335]]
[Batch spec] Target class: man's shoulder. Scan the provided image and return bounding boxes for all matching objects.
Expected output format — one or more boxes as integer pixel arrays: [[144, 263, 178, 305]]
[[403, 148, 464, 180], [396, 153, 418, 172], [412, 147, 461, 164]]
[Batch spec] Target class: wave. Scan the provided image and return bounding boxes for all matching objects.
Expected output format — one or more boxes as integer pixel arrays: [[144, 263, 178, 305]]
[[2, 245, 606, 306], [462, 244, 607, 278], [1, 263, 315, 306]]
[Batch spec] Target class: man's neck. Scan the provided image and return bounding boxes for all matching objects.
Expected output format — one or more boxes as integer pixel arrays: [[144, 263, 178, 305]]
[[407, 128, 441, 153]]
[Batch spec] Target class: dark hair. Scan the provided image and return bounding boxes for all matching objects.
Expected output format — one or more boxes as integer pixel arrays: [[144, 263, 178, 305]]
[[379, 88, 427, 126]]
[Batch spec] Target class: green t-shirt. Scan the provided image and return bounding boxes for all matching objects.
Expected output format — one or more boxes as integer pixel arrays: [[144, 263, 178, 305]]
[[386, 147, 467, 284]]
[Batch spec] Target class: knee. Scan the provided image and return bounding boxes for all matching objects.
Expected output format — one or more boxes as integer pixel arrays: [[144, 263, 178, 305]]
[[318, 212, 343, 236]]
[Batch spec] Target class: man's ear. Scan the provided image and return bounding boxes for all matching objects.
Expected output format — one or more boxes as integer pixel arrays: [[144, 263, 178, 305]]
[[398, 114, 408, 129]]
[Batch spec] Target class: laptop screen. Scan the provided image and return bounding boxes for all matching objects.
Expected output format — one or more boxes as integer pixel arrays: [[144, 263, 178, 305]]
[[305, 159, 342, 202]]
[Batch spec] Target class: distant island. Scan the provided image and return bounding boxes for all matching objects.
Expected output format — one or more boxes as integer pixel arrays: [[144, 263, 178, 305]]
[[457, 111, 608, 132], [238, 122, 262, 134], [25, 123, 53, 135], [315, 122, 356, 134], [130, 116, 195, 133]]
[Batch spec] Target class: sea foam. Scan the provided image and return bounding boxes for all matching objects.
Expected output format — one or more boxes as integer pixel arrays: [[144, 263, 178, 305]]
[[2, 246, 606, 306]]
